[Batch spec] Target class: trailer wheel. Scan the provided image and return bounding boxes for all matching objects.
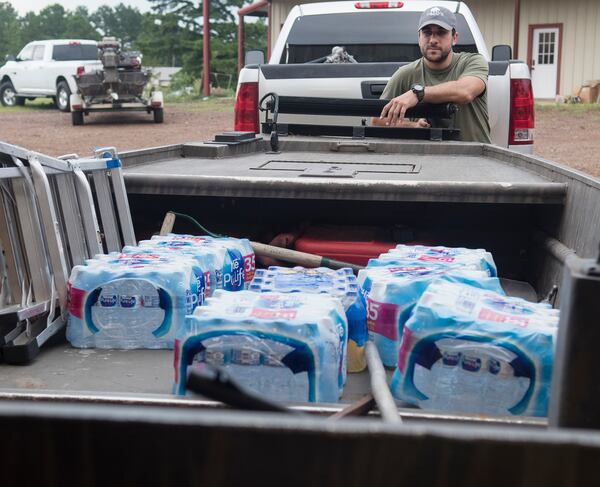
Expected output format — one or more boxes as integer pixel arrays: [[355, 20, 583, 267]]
[[71, 111, 84, 126], [153, 107, 164, 123]]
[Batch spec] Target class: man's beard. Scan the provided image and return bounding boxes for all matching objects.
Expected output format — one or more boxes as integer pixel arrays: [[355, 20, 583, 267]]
[[421, 45, 452, 64]]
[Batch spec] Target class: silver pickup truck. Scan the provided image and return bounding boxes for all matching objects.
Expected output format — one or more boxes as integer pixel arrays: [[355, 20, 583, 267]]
[[235, 0, 535, 152]]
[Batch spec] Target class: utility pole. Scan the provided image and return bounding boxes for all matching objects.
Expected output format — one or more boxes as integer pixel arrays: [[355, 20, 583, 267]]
[[202, 0, 210, 97]]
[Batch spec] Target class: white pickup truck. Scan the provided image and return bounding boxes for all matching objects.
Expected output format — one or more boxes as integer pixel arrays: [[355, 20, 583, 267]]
[[235, 0, 535, 152], [0, 39, 100, 112]]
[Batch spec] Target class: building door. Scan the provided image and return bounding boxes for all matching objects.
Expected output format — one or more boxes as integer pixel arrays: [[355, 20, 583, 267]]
[[530, 27, 560, 98]]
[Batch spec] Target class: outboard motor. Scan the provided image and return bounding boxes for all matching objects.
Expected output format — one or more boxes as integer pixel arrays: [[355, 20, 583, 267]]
[[98, 37, 121, 89]]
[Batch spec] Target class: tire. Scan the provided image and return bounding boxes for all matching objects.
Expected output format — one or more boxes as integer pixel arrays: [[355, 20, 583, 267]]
[[0, 81, 24, 107], [71, 110, 84, 126], [56, 81, 71, 112], [153, 107, 164, 123]]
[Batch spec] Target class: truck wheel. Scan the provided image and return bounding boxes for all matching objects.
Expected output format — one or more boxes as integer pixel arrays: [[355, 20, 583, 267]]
[[56, 81, 71, 112], [71, 110, 84, 126], [153, 107, 164, 123], [0, 82, 25, 107]]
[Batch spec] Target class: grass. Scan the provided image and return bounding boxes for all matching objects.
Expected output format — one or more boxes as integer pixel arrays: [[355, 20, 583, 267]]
[[166, 95, 235, 112], [535, 101, 600, 114], [0, 97, 57, 113], [0, 93, 235, 113]]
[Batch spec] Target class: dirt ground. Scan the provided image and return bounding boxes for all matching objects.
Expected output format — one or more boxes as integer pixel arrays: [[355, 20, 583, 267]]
[[534, 108, 600, 178], [0, 101, 234, 158], [1, 101, 599, 179]]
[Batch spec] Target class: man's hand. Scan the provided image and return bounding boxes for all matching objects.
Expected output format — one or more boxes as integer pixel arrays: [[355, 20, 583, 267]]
[[380, 90, 419, 126]]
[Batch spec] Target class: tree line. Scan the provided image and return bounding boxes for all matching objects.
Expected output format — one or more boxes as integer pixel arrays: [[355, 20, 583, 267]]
[[0, 1, 266, 85]]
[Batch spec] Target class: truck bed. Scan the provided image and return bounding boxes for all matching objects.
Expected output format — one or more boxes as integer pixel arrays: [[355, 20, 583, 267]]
[[122, 138, 564, 204]]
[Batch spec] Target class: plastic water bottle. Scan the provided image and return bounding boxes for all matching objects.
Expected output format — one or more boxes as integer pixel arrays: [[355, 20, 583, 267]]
[[411, 343, 532, 415], [222, 249, 245, 291], [221, 337, 310, 403], [92, 279, 165, 345]]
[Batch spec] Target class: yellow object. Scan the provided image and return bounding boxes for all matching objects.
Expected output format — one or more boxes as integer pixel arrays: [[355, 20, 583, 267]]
[[347, 340, 367, 373]]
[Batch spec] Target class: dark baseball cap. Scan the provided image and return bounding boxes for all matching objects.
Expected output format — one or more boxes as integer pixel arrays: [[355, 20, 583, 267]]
[[418, 6, 457, 31]]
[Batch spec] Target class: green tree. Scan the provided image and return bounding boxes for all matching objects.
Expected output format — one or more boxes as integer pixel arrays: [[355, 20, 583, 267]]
[[148, 0, 242, 28], [0, 2, 21, 60], [19, 4, 68, 43], [145, 0, 267, 84], [18, 4, 98, 44], [64, 7, 101, 40], [135, 12, 198, 67], [91, 4, 144, 48], [245, 18, 267, 54]]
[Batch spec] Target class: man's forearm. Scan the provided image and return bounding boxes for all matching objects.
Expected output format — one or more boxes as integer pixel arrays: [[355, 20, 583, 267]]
[[423, 77, 485, 104]]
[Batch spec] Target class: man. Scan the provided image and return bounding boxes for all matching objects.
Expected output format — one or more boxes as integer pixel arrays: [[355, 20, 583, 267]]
[[373, 6, 491, 143]]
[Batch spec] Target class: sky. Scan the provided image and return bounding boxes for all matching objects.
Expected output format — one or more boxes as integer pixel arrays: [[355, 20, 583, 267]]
[[9, 0, 153, 16]]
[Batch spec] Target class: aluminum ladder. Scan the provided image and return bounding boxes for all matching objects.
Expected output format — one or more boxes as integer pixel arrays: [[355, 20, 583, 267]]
[[0, 142, 135, 363]]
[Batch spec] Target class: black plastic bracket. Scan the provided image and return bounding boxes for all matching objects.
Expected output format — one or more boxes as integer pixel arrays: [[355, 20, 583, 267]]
[[430, 128, 443, 141], [352, 126, 365, 138]]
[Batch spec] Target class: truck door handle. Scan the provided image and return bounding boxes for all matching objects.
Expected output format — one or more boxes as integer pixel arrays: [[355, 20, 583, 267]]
[[370, 84, 385, 96], [360, 81, 387, 99]]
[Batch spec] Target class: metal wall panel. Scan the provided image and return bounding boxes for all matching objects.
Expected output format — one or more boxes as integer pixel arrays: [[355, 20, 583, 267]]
[[468, 0, 514, 54]]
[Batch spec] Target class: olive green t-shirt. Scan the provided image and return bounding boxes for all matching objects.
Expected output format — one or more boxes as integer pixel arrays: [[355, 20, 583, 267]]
[[380, 52, 491, 143]]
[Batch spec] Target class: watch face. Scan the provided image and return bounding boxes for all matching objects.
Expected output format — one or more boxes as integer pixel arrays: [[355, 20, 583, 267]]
[[413, 84, 424, 91]]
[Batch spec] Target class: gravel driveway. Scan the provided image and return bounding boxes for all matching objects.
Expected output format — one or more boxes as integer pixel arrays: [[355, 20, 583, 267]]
[[1, 101, 599, 179]]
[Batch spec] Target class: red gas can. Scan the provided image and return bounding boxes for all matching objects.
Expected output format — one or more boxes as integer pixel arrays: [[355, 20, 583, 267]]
[[294, 224, 412, 266]]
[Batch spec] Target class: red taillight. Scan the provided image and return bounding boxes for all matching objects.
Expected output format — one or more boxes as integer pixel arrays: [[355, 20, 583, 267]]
[[354, 1, 403, 8], [76, 66, 85, 76], [234, 82, 259, 133], [509, 78, 534, 146]]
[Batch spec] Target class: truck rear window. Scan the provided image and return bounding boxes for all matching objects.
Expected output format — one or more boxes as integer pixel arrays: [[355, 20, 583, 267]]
[[52, 44, 98, 61], [282, 11, 477, 63]]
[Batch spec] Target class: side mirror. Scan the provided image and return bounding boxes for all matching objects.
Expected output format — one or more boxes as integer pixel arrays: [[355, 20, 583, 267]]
[[492, 44, 512, 62], [5, 54, 16, 62], [245, 49, 265, 66]]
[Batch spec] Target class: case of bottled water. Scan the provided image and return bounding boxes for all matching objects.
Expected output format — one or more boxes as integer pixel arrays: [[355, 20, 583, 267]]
[[391, 279, 559, 417], [67, 253, 205, 349], [140, 234, 255, 291], [249, 266, 367, 373], [121, 246, 216, 298], [358, 263, 504, 367], [371, 245, 497, 277], [174, 290, 348, 403]]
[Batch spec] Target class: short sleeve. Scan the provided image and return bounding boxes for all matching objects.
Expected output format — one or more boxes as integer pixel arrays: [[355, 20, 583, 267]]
[[459, 53, 489, 86], [380, 70, 402, 100], [380, 62, 418, 100]]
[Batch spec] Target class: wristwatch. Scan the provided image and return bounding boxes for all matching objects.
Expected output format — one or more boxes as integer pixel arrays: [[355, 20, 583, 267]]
[[411, 84, 425, 102]]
